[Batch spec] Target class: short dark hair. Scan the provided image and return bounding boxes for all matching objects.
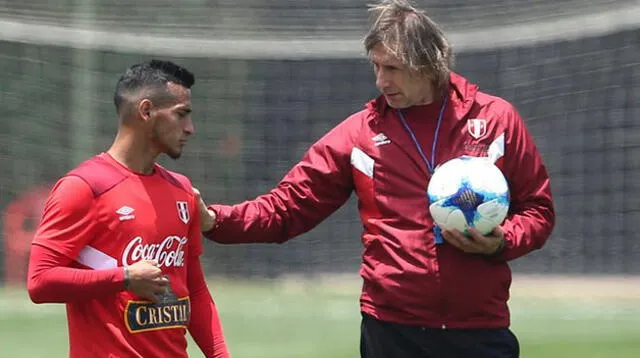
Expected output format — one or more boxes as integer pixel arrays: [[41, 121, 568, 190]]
[[113, 59, 195, 113]]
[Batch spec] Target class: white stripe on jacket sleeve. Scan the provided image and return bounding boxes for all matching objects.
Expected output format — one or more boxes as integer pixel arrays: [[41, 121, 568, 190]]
[[488, 133, 505, 163]]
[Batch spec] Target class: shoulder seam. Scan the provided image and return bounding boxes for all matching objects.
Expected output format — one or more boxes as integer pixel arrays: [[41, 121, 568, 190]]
[[155, 166, 192, 195], [67, 156, 131, 197], [65, 173, 129, 198]]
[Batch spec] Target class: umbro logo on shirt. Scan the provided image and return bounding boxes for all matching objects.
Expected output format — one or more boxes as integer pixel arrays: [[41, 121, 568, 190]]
[[372, 133, 391, 146], [116, 206, 135, 221]]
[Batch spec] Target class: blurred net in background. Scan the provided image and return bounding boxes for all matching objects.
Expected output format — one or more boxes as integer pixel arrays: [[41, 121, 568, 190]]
[[0, 0, 639, 286]]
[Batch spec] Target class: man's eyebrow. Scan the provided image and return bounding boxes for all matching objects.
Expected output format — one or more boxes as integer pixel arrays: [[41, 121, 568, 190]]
[[176, 105, 192, 113]]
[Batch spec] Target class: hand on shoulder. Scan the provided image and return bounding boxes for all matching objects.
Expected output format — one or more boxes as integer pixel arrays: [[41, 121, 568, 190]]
[[193, 188, 217, 232]]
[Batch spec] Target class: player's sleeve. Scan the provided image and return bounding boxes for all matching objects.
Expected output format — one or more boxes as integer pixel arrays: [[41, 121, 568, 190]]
[[187, 197, 230, 357], [204, 116, 358, 244], [32, 175, 98, 257], [27, 176, 125, 303], [189, 195, 204, 257], [187, 257, 230, 358], [493, 105, 555, 261]]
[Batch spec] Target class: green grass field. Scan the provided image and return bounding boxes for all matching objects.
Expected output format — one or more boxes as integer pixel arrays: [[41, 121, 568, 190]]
[[1, 275, 639, 358]]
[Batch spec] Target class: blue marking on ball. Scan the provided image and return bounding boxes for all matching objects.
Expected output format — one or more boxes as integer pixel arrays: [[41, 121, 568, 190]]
[[442, 180, 484, 225]]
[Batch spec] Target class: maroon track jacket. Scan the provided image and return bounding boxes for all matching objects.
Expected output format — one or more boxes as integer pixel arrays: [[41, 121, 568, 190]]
[[205, 72, 555, 328]]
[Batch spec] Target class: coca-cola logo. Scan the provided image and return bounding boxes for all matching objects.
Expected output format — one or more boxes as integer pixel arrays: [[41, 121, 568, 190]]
[[122, 236, 188, 267]]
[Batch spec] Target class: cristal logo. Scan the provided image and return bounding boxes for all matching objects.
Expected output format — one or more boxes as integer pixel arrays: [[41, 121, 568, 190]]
[[122, 236, 188, 267]]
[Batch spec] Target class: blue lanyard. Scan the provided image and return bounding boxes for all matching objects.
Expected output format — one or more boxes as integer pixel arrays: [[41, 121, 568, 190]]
[[396, 96, 448, 174]]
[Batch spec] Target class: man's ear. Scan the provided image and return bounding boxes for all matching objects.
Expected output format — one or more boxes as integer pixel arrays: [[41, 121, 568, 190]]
[[138, 99, 153, 121]]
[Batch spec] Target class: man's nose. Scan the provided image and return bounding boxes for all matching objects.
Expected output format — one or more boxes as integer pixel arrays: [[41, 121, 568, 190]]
[[376, 69, 389, 89], [184, 117, 194, 135]]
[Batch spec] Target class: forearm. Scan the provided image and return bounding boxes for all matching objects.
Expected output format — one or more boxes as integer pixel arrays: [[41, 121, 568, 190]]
[[188, 259, 230, 358], [496, 107, 555, 261], [205, 177, 352, 244], [204, 199, 295, 244], [495, 200, 555, 261], [204, 132, 354, 244], [188, 291, 229, 358], [27, 244, 125, 303]]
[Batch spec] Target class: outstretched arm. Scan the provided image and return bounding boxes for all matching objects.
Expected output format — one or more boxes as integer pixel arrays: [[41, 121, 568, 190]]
[[201, 119, 358, 244]]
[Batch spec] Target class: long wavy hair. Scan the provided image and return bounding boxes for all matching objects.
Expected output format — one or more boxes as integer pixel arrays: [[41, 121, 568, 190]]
[[364, 0, 454, 92]]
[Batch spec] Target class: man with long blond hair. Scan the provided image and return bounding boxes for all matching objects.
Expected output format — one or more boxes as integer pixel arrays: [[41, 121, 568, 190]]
[[196, 1, 554, 356]]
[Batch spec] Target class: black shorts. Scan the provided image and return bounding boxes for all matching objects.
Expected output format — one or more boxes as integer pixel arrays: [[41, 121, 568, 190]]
[[360, 313, 520, 358]]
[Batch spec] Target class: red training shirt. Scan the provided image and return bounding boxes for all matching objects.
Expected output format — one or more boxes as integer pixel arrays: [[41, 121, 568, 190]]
[[28, 153, 228, 358]]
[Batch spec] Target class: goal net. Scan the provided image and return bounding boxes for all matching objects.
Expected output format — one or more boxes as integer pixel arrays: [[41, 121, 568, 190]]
[[0, 0, 639, 286]]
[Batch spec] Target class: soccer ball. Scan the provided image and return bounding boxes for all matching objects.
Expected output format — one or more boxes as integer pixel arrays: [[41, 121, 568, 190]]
[[427, 156, 510, 236]]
